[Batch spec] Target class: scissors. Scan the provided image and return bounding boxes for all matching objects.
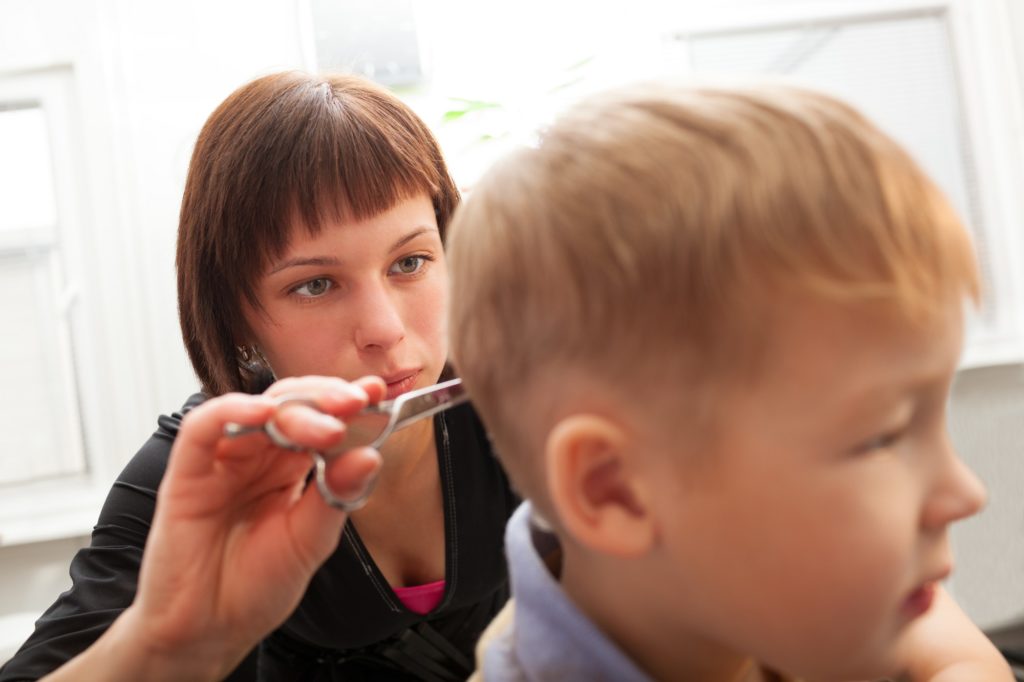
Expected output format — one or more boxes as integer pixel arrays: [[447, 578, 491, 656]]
[[223, 378, 469, 511]]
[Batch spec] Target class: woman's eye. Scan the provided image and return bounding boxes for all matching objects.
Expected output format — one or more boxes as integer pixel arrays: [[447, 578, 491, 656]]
[[293, 278, 332, 297], [390, 255, 427, 275]]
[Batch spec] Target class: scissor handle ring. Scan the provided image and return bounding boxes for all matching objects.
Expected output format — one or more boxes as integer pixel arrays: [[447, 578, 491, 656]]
[[311, 451, 377, 512], [263, 394, 378, 510], [262, 395, 321, 451]]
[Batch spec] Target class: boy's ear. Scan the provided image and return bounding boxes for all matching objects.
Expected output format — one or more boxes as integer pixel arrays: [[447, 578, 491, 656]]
[[545, 414, 655, 557]]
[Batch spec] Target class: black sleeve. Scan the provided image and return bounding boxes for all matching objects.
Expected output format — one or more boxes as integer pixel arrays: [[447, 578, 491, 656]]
[[0, 394, 257, 681]]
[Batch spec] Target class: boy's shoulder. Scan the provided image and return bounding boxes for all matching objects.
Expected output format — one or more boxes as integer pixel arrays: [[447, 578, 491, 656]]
[[475, 502, 652, 681], [474, 503, 820, 682], [474, 502, 602, 681], [470, 597, 809, 682], [468, 600, 519, 682]]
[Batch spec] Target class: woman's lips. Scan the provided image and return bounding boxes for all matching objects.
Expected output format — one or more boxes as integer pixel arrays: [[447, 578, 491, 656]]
[[902, 581, 937, 619], [384, 371, 420, 400]]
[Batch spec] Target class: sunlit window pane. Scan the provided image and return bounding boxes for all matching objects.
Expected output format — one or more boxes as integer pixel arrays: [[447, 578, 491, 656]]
[[682, 12, 995, 326], [688, 15, 973, 229], [0, 253, 86, 486], [0, 105, 57, 233]]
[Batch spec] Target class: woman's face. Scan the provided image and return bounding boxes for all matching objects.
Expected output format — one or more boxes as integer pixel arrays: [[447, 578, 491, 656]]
[[244, 194, 448, 399]]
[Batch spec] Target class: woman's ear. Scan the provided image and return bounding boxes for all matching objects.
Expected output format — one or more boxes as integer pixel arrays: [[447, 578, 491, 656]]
[[545, 414, 655, 557]]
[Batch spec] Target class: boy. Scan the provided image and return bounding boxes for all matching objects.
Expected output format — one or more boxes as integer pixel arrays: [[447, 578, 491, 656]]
[[446, 83, 1012, 681]]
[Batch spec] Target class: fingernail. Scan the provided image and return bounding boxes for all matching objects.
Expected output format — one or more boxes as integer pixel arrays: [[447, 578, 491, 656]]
[[352, 454, 383, 495], [327, 385, 368, 404], [351, 470, 380, 501], [312, 412, 344, 432]]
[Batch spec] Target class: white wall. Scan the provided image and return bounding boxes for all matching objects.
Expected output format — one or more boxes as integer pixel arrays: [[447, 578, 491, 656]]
[[0, 0, 312, 661], [2, 0, 1024, 665], [949, 364, 1024, 628]]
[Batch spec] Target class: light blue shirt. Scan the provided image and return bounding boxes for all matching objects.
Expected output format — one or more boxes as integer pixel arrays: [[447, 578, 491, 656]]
[[481, 501, 652, 681]]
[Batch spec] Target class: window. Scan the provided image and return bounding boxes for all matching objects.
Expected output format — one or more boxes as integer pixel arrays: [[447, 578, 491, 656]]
[[665, 0, 1024, 367], [303, 0, 425, 87], [0, 68, 107, 545], [0, 103, 86, 487]]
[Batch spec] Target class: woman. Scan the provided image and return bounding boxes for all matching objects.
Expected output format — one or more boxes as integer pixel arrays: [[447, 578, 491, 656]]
[[0, 71, 517, 681]]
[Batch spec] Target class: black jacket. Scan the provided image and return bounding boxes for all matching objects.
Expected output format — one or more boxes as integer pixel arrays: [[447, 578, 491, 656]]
[[0, 396, 517, 681]]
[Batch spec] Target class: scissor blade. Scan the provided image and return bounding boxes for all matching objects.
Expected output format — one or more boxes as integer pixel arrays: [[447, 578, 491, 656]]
[[323, 378, 469, 456], [390, 378, 469, 432]]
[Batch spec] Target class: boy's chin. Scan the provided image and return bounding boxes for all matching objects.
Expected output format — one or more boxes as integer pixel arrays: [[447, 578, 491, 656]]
[[762, 632, 908, 682], [773, 660, 899, 682]]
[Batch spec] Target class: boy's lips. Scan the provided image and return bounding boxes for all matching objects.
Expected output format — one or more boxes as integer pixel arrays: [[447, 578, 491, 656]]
[[383, 370, 420, 399], [902, 582, 937, 618], [902, 566, 951, 619]]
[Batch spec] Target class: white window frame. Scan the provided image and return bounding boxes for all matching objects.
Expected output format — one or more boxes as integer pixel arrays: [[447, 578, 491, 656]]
[[660, 0, 1024, 369], [0, 68, 110, 546]]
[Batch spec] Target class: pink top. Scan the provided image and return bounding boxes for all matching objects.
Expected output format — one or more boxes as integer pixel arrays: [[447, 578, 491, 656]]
[[392, 579, 446, 615]]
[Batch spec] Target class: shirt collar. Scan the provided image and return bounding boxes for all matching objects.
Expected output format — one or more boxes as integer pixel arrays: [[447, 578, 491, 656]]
[[494, 500, 653, 682]]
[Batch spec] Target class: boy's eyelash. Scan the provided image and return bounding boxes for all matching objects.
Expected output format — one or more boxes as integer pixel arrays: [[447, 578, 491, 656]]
[[857, 430, 904, 454]]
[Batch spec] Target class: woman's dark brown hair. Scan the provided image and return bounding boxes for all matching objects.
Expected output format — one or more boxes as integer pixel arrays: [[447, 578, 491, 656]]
[[176, 71, 460, 395]]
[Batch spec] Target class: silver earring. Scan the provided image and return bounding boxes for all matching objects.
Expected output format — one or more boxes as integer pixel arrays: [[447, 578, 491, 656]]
[[252, 346, 277, 380]]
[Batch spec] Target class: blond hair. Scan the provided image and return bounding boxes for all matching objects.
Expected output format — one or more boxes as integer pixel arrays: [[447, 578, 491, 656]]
[[447, 83, 978, 500]]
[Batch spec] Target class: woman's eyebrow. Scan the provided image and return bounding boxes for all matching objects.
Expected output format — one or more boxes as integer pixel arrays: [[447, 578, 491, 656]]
[[268, 226, 437, 274], [269, 255, 342, 275], [389, 226, 436, 252]]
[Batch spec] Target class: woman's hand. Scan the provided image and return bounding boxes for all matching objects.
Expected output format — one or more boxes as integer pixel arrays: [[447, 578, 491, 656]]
[[47, 376, 386, 682]]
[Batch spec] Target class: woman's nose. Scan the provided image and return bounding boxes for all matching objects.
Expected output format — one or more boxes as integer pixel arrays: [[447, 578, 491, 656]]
[[353, 286, 405, 351], [921, 447, 987, 531]]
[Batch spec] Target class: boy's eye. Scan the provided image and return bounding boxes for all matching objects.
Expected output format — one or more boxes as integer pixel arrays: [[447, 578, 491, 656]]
[[390, 255, 427, 275], [857, 431, 903, 454], [293, 278, 332, 297]]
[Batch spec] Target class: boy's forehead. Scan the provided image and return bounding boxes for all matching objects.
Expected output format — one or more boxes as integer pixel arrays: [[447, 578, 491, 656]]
[[755, 294, 964, 402]]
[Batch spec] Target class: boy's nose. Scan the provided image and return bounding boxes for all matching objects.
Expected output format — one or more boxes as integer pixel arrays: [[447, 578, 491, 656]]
[[921, 450, 987, 530]]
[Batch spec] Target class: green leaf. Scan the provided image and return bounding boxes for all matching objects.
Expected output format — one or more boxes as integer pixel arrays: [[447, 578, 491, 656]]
[[564, 55, 595, 72], [446, 97, 503, 109], [442, 110, 470, 122], [546, 74, 585, 95]]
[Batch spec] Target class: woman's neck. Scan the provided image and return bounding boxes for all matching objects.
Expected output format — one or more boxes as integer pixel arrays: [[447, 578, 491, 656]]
[[348, 419, 446, 586], [375, 420, 437, 491]]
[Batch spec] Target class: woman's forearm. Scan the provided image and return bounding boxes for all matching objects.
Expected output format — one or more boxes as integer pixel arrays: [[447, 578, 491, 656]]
[[40, 605, 238, 682]]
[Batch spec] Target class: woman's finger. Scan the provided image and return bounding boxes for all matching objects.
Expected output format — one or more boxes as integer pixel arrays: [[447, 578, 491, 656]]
[[215, 375, 383, 458], [265, 376, 387, 414], [351, 376, 387, 405], [262, 403, 347, 452], [167, 377, 387, 488], [169, 393, 276, 479], [253, 376, 388, 454], [323, 446, 383, 500], [265, 376, 369, 408]]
